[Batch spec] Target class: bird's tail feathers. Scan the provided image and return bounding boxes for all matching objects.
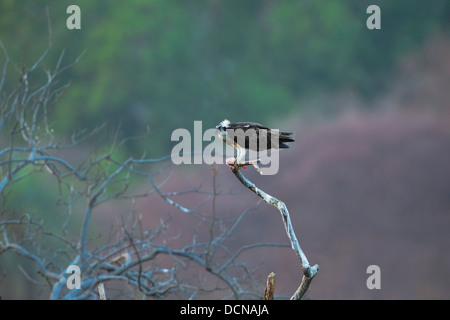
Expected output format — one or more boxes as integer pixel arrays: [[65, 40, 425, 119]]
[[278, 133, 294, 149]]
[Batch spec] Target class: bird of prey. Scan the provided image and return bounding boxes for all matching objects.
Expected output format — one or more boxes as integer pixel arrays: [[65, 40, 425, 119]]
[[215, 119, 294, 169]]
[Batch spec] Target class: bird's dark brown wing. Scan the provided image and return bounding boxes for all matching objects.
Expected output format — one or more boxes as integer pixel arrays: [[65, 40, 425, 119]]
[[228, 122, 270, 131], [226, 122, 294, 151]]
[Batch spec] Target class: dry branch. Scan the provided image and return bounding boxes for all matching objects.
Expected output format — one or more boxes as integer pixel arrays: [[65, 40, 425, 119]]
[[98, 283, 107, 300], [230, 166, 319, 300], [264, 272, 275, 300]]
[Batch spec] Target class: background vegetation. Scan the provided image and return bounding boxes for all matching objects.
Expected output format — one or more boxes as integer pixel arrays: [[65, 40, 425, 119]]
[[1, 0, 448, 154]]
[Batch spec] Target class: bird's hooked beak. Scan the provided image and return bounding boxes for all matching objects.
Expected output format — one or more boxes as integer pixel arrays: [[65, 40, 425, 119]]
[[216, 119, 230, 131]]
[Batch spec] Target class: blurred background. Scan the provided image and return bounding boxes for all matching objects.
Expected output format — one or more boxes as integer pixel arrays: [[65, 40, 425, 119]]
[[0, 0, 449, 299]]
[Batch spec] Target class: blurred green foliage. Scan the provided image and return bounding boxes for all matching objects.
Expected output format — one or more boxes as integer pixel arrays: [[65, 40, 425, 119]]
[[0, 0, 449, 155]]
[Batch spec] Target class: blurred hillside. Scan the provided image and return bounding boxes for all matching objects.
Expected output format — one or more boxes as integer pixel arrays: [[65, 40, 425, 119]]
[[0, 0, 449, 155]]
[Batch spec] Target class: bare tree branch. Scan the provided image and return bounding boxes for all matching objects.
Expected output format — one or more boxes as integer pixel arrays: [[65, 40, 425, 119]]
[[264, 272, 275, 300], [229, 166, 319, 300]]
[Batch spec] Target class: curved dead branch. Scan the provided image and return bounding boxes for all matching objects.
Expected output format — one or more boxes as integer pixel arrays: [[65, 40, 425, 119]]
[[230, 166, 319, 300]]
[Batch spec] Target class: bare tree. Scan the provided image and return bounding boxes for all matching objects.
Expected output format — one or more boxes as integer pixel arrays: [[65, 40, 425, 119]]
[[0, 42, 288, 299]]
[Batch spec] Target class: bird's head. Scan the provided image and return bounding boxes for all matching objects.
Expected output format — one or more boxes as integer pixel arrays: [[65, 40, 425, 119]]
[[216, 119, 231, 135]]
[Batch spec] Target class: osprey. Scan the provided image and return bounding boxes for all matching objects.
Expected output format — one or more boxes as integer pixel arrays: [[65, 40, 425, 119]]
[[215, 119, 294, 168]]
